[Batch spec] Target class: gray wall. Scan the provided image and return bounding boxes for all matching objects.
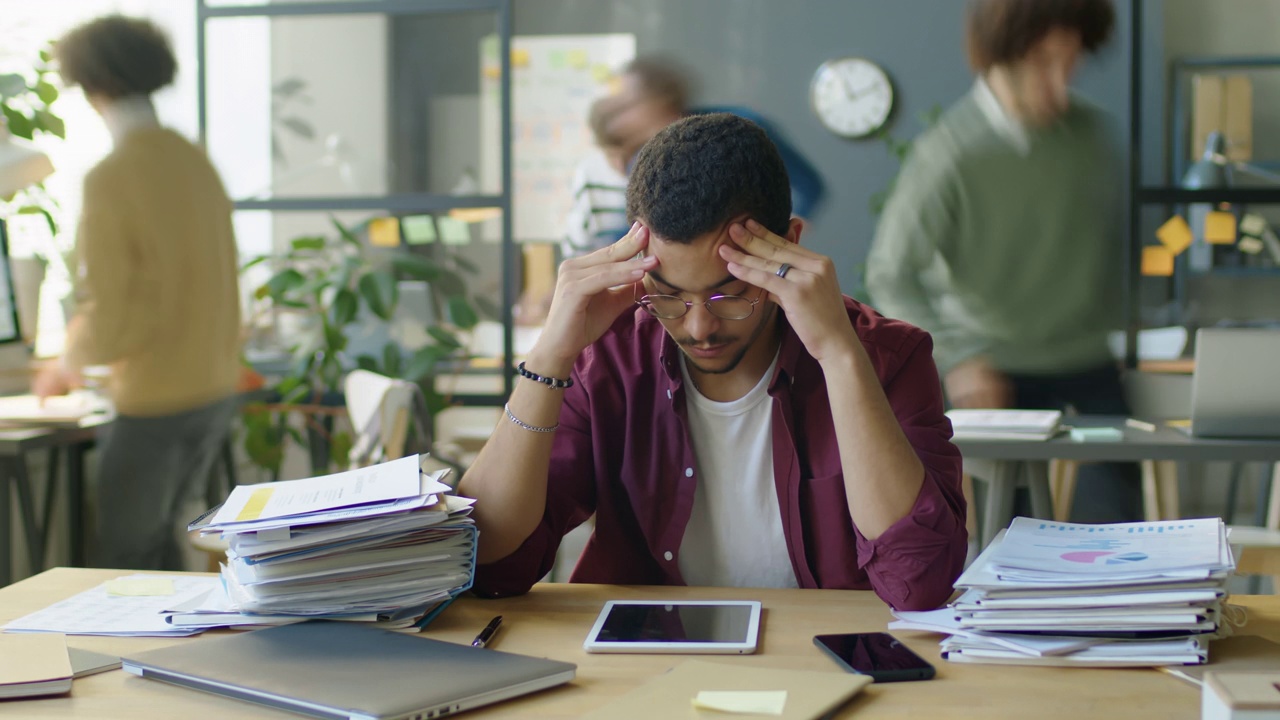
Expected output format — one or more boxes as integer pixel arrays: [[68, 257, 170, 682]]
[[391, 0, 1164, 297], [505, 0, 1155, 294]]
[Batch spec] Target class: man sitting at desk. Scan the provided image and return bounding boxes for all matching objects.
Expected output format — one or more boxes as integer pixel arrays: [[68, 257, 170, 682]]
[[459, 114, 966, 611]]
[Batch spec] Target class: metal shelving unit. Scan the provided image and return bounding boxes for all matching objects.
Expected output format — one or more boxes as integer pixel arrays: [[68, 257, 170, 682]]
[[195, 0, 516, 405]]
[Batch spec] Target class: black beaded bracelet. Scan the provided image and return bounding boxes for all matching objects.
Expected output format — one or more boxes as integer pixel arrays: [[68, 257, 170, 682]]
[[516, 361, 574, 389]]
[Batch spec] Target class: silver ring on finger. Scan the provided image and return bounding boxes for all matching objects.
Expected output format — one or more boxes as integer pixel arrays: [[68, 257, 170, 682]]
[[776, 263, 792, 279]]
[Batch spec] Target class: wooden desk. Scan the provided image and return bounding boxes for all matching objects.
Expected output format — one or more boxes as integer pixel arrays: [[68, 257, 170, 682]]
[[4, 568, 1270, 719]]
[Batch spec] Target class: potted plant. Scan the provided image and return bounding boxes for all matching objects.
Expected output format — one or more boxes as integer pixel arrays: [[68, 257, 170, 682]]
[[240, 216, 487, 478]]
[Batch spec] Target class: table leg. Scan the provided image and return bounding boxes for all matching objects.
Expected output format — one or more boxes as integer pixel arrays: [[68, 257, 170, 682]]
[[1027, 461, 1054, 519], [11, 457, 43, 574], [0, 461, 10, 586], [39, 448, 60, 559], [1156, 461, 1180, 521], [982, 460, 1017, 546], [1141, 460, 1161, 521], [67, 441, 88, 567]]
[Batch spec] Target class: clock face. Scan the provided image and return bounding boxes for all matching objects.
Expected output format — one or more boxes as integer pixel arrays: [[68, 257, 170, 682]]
[[810, 58, 894, 139]]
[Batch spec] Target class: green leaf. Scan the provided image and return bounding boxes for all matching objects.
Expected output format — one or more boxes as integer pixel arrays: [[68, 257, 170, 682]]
[[38, 48, 52, 63], [382, 342, 403, 377], [404, 345, 448, 381], [34, 110, 64, 139], [279, 116, 315, 140], [355, 354, 380, 373], [329, 431, 354, 467], [422, 387, 450, 417], [3, 106, 33, 140], [264, 268, 306, 301], [357, 271, 397, 320], [472, 295, 501, 321], [281, 382, 312, 405], [432, 269, 467, 297], [331, 216, 361, 247], [330, 287, 358, 326], [34, 81, 57, 105], [273, 77, 306, 97], [426, 326, 462, 350], [446, 296, 479, 330], [322, 319, 347, 353], [0, 74, 24, 98], [451, 254, 480, 274], [17, 205, 56, 236], [240, 255, 271, 272], [390, 255, 444, 281], [290, 235, 326, 252]]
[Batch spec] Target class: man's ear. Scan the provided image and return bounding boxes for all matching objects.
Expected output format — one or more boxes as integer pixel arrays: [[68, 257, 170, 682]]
[[785, 217, 805, 245]]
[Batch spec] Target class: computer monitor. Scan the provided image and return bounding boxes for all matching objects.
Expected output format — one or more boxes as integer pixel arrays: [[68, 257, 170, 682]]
[[1190, 328, 1280, 438]]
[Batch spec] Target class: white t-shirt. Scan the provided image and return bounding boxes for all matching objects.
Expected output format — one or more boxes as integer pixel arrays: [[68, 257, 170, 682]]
[[677, 353, 798, 588]]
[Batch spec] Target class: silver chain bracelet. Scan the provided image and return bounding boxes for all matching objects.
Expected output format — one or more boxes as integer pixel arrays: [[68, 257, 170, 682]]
[[504, 403, 558, 433]]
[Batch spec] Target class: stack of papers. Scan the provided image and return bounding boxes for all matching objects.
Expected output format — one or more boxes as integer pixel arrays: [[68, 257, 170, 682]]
[[181, 455, 477, 631], [892, 517, 1235, 667], [946, 409, 1063, 441]]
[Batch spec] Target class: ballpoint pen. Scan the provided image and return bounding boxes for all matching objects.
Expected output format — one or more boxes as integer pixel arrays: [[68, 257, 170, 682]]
[[472, 615, 503, 648]]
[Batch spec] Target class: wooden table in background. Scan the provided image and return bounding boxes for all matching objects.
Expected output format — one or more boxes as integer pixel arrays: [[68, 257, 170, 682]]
[[3, 568, 1272, 719]]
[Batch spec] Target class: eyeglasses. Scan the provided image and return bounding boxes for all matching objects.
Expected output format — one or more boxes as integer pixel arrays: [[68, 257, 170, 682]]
[[634, 283, 764, 320]]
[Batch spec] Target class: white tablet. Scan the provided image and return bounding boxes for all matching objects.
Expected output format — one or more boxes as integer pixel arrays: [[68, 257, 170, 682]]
[[582, 600, 762, 654]]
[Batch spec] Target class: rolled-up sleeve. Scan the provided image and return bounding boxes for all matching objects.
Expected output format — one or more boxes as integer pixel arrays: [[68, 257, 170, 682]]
[[470, 369, 598, 598], [853, 332, 967, 610]]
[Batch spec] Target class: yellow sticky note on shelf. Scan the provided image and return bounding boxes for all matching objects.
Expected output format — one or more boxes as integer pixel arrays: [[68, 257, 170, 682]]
[[692, 690, 787, 716], [590, 63, 612, 83], [511, 48, 531, 68], [1205, 211, 1237, 245], [369, 217, 401, 248], [1142, 246, 1174, 276], [105, 578, 174, 597], [567, 49, 588, 69], [1156, 215, 1193, 256]]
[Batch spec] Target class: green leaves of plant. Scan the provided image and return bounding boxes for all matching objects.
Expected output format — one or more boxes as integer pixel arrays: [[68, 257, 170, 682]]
[[258, 268, 305, 301], [446, 296, 478, 329], [357, 271, 397, 320], [330, 287, 358, 326]]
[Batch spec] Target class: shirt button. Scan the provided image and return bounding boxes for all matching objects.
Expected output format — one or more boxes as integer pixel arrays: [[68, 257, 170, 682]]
[[664, 551, 674, 561], [667, 389, 672, 400], [685, 467, 693, 477]]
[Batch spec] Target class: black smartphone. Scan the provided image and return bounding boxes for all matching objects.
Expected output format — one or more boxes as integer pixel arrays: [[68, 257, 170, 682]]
[[813, 632, 936, 682]]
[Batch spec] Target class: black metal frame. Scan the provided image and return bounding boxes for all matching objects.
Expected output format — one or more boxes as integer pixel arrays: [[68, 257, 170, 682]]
[[195, 0, 515, 405]]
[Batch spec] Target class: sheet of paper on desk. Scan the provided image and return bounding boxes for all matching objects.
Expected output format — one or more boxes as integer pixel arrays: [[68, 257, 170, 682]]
[[0, 392, 108, 426], [4, 574, 218, 636], [990, 517, 1227, 576], [210, 454, 424, 526]]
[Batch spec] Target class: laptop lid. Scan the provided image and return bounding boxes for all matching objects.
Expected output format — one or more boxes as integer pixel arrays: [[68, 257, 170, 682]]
[[1191, 328, 1280, 438], [120, 621, 576, 720]]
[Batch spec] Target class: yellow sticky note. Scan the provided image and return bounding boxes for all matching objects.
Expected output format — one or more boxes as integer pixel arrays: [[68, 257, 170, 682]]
[[511, 48, 531, 68], [369, 217, 401, 248], [1205, 211, 1237, 245], [590, 63, 612, 83], [105, 578, 174, 597], [236, 486, 275, 521], [567, 49, 588, 69], [693, 690, 787, 716], [1156, 215, 1193, 256], [1141, 246, 1175, 277]]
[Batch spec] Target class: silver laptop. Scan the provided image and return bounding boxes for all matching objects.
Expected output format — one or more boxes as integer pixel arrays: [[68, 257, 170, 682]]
[[1190, 328, 1280, 438], [120, 621, 576, 719]]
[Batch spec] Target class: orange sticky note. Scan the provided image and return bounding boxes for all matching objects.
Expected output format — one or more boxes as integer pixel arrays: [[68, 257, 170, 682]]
[[1141, 246, 1175, 276], [368, 217, 401, 248], [1205, 211, 1237, 245], [1156, 215, 1193, 256]]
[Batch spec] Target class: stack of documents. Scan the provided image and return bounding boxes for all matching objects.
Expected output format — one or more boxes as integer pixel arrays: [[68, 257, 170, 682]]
[[892, 517, 1235, 667], [945, 409, 1063, 441], [181, 455, 476, 631]]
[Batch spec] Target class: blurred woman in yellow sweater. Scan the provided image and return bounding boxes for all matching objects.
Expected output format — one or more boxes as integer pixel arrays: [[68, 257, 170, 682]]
[[35, 16, 242, 569]]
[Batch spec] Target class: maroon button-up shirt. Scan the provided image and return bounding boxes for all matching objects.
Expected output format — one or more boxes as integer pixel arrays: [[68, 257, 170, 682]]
[[473, 297, 967, 610]]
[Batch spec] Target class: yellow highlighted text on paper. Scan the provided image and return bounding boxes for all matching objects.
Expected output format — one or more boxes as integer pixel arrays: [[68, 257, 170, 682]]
[[236, 487, 275, 521]]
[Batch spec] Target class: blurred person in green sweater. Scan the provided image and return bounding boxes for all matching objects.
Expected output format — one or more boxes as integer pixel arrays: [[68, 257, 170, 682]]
[[867, 0, 1139, 522], [34, 16, 242, 568]]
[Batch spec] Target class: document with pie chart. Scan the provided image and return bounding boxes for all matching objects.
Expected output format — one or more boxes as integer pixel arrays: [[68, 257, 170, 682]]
[[988, 517, 1228, 576]]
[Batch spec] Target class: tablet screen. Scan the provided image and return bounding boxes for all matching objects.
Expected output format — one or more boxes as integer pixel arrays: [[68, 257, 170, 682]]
[[596, 603, 754, 644]]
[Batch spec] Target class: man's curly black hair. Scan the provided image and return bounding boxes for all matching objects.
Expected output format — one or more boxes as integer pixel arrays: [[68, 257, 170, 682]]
[[626, 113, 792, 244]]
